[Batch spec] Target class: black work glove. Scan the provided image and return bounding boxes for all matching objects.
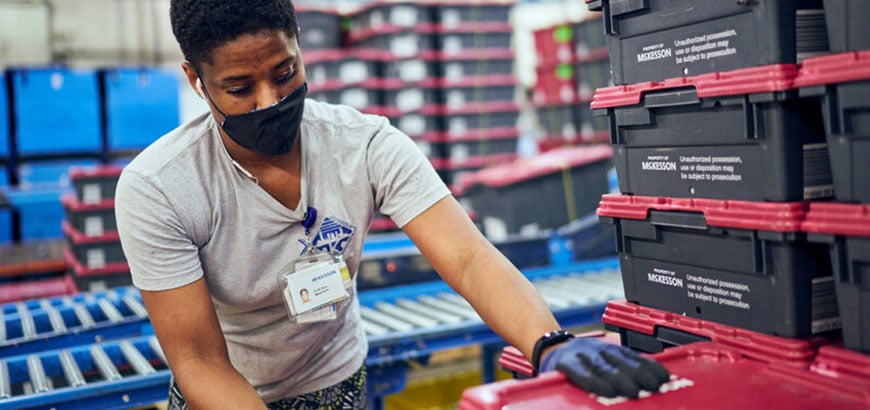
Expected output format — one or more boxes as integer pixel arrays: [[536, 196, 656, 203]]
[[539, 337, 670, 398]]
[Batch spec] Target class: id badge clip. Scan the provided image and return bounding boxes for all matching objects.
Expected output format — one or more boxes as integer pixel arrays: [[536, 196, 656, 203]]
[[278, 207, 353, 323]]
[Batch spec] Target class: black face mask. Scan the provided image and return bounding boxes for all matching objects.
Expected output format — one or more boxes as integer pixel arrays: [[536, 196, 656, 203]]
[[203, 81, 308, 155]]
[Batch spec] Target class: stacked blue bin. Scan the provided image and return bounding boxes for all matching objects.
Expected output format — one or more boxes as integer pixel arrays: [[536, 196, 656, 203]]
[[103, 68, 180, 154], [0, 72, 10, 243]]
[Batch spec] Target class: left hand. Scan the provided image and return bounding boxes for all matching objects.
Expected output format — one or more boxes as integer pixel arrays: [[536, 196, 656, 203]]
[[539, 337, 670, 398]]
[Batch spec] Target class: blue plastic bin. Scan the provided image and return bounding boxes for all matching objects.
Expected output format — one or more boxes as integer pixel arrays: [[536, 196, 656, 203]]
[[0, 192, 11, 244], [0, 72, 9, 158], [4, 185, 67, 241], [104, 68, 180, 151], [17, 158, 99, 188], [12, 68, 101, 155]]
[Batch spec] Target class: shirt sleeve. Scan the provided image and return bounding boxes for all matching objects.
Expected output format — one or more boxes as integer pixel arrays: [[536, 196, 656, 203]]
[[115, 169, 205, 291], [367, 117, 451, 228]]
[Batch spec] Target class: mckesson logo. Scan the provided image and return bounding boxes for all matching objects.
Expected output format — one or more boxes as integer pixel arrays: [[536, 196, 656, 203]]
[[642, 161, 677, 171], [649, 273, 684, 288], [638, 48, 673, 62]]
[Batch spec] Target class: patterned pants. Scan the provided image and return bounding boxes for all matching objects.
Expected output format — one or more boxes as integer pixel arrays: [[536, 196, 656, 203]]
[[168, 365, 367, 410]]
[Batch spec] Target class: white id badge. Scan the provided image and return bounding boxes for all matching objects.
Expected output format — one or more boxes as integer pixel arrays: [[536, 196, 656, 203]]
[[279, 253, 350, 323]]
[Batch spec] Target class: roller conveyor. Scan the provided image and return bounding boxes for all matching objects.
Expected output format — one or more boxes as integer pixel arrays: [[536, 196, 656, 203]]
[[0, 336, 170, 410], [361, 258, 622, 366], [0, 287, 149, 357], [0, 258, 622, 409]]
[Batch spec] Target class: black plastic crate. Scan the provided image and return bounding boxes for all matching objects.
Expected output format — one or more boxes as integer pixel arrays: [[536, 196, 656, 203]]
[[444, 102, 519, 139], [442, 81, 516, 111], [61, 195, 116, 236], [349, 28, 439, 59], [598, 194, 838, 338], [307, 81, 383, 111], [380, 105, 443, 139], [357, 247, 439, 291], [797, 51, 870, 203], [463, 145, 612, 236], [62, 221, 126, 270], [441, 49, 514, 85], [304, 49, 384, 88], [63, 247, 131, 292], [823, 0, 870, 53], [574, 52, 611, 102], [380, 80, 441, 113], [439, 26, 513, 57], [804, 202, 870, 353], [70, 166, 123, 204], [555, 212, 617, 262], [432, 153, 516, 188], [381, 57, 441, 84], [573, 15, 606, 58], [349, 1, 435, 34], [602, 299, 827, 366], [434, 2, 512, 27], [535, 103, 580, 144], [576, 103, 609, 144], [587, 0, 828, 85], [593, 64, 831, 201], [296, 7, 344, 50], [434, 135, 519, 168]]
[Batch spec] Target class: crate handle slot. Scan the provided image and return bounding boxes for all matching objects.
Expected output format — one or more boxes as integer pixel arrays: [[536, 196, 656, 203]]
[[648, 210, 709, 230]]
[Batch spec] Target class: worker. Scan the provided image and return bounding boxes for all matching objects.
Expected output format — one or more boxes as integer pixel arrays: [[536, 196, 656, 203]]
[[115, 1, 669, 408]]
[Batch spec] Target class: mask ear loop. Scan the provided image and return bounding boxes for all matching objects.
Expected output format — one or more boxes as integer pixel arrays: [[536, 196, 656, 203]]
[[198, 74, 260, 185]]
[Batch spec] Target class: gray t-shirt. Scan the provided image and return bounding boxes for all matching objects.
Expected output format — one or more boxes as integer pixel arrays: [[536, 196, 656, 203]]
[[115, 99, 449, 402]]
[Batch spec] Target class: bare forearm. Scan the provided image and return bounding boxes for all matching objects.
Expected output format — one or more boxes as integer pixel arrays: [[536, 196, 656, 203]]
[[174, 359, 267, 410], [452, 243, 560, 360]]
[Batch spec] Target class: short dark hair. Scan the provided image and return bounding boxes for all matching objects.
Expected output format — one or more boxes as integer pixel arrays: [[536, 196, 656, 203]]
[[170, 0, 300, 70]]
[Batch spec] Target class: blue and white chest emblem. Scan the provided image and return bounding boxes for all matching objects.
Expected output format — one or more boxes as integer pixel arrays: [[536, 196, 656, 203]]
[[299, 216, 356, 256]]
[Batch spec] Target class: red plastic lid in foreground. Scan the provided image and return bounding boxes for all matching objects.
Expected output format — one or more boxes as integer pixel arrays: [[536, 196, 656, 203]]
[[460, 342, 870, 410], [463, 145, 612, 188], [602, 299, 827, 368], [802, 202, 870, 238], [591, 64, 800, 109], [795, 51, 870, 88], [597, 194, 807, 233], [69, 166, 124, 180]]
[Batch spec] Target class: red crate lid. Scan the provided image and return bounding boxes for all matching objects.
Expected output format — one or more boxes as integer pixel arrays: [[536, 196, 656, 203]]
[[438, 48, 514, 61], [349, 24, 439, 44], [460, 342, 870, 410], [597, 194, 807, 232], [464, 145, 612, 188], [591, 64, 800, 109], [438, 74, 516, 88], [795, 51, 870, 88], [603, 299, 827, 368], [304, 48, 394, 64], [69, 165, 123, 180], [427, 128, 519, 143], [62, 220, 120, 244], [812, 345, 870, 383], [438, 21, 513, 33], [430, 152, 518, 171], [442, 100, 519, 115], [61, 194, 115, 212], [0, 276, 70, 304], [63, 247, 130, 277], [802, 202, 870, 238]]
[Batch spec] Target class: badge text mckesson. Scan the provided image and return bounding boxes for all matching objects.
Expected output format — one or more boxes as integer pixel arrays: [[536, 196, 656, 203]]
[[648, 268, 684, 288]]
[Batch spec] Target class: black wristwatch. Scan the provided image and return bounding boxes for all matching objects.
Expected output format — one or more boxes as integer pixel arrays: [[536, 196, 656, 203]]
[[531, 329, 574, 376]]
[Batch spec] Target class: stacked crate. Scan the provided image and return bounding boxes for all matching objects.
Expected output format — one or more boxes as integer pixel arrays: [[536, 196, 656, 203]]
[[0, 67, 178, 244], [797, 0, 870, 354], [532, 14, 611, 152], [587, 0, 843, 343], [429, 1, 520, 191], [62, 166, 131, 292]]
